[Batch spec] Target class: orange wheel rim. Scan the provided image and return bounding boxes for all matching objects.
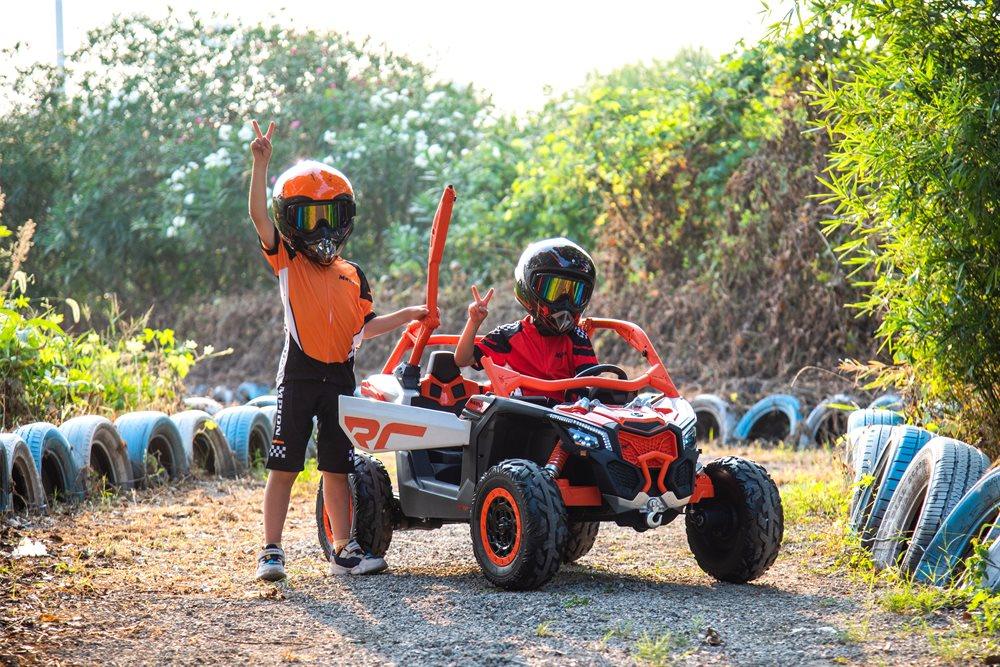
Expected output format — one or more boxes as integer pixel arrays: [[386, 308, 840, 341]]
[[479, 487, 521, 567]]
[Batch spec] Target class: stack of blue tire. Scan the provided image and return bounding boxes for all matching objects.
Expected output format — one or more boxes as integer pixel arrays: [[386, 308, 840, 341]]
[[0, 389, 283, 516], [844, 407, 999, 590], [690, 391, 888, 448]]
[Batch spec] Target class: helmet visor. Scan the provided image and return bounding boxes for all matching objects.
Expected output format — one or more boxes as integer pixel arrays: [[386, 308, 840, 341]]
[[533, 274, 591, 307], [288, 199, 355, 235]]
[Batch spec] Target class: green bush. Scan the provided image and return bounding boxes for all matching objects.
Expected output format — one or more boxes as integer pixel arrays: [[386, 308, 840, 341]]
[[808, 0, 1000, 448], [0, 13, 486, 307], [0, 188, 213, 428]]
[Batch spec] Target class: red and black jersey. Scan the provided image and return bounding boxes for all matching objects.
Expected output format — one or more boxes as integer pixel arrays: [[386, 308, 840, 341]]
[[262, 239, 376, 385], [472, 316, 599, 401]]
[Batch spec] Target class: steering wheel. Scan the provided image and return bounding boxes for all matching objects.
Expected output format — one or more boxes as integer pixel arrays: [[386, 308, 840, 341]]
[[566, 364, 634, 404], [574, 364, 629, 380]]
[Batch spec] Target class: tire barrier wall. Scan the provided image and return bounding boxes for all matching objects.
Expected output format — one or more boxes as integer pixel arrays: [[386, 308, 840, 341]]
[[733, 394, 803, 443], [59, 416, 134, 494], [14, 422, 84, 503], [1, 434, 47, 513], [841, 407, 999, 592], [214, 406, 273, 473], [691, 394, 737, 445], [170, 410, 239, 479], [114, 412, 190, 486], [800, 394, 858, 449]]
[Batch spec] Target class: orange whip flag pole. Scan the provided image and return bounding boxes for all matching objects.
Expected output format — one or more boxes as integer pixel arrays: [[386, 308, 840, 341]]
[[406, 185, 456, 367]]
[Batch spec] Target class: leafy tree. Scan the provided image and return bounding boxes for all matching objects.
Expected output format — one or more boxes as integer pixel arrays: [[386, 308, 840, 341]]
[[809, 0, 1000, 443], [0, 13, 486, 306]]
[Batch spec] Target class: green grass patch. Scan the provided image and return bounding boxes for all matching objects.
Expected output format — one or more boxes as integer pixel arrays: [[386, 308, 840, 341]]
[[635, 630, 692, 666], [562, 594, 591, 608], [781, 477, 850, 524]]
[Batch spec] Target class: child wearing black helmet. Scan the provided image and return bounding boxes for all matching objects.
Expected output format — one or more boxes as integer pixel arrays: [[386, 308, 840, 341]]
[[454, 238, 598, 401]]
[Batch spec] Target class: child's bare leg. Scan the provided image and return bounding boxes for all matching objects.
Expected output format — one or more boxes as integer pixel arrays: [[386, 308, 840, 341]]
[[263, 470, 298, 546], [322, 472, 351, 551]]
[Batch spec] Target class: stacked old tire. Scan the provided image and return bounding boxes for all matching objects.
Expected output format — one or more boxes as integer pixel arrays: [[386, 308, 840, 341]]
[[690, 391, 898, 448], [0, 393, 282, 517], [844, 407, 1000, 591]]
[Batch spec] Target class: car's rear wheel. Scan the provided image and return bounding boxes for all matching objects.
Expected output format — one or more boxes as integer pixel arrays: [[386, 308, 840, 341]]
[[471, 459, 567, 590], [316, 452, 395, 561], [686, 456, 783, 583], [562, 520, 599, 563]]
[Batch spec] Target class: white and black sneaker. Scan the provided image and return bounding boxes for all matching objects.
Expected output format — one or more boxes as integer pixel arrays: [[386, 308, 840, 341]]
[[329, 540, 388, 575], [256, 544, 287, 582]]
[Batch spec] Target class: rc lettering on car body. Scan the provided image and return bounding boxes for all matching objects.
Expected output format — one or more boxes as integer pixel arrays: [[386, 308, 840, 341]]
[[343, 416, 427, 450]]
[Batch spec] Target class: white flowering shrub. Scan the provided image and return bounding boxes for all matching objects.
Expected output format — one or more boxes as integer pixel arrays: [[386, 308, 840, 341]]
[[0, 14, 485, 306]]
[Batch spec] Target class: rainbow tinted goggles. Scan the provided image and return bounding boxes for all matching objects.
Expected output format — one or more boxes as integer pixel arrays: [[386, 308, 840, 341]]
[[533, 274, 591, 307], [287, 199, 356, 235]]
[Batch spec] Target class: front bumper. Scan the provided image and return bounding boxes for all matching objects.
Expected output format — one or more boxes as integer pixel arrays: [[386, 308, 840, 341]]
[[583, 445, 713, 513]]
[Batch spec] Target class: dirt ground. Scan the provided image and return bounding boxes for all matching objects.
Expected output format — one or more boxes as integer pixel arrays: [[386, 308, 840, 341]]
[[0, 446, 993, 666]]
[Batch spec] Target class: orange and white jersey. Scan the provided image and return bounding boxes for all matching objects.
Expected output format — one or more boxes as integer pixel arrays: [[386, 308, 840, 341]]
[[262, 240, 376, 385]]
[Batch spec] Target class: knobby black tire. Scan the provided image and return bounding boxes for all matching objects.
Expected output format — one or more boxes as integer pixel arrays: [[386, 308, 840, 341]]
[[562, 521, 599, 563], [686, 456, 783, 583], [471, 459, 568, 590], [316, 453, 395, 561]]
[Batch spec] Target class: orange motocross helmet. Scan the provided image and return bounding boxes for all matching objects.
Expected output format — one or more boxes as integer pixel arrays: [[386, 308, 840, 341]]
[[271, 160, 356, 265]]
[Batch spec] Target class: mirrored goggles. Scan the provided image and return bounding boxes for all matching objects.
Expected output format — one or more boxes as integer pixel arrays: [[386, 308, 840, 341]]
[[533, 274, 591, 307], [288, 199, 356, 234]]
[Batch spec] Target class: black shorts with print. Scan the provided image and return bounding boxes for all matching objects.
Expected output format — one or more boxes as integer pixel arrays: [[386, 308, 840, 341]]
[[267, 380, 355, 474]]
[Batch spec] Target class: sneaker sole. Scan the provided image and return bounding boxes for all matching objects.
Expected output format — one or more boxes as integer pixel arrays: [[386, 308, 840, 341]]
[[329, 559, 388, 576], [257, 566, 287, 582]]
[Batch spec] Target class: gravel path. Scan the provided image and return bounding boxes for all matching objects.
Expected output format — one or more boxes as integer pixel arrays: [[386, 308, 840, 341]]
[[0, 451, 974, 666]]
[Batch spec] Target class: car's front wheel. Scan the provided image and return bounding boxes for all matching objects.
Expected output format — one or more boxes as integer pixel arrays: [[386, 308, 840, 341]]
[[685, 456, 783, 583], [471, 459, 567, 590]]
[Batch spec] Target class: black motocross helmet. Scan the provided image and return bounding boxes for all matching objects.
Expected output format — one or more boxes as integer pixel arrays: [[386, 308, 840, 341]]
[[514, 237, 597, 335]]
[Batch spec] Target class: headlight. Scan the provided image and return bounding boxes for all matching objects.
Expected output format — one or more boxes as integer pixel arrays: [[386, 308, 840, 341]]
[[549, 415, 611, 452], [568, 427, 602, 450], [682, 422, 696, 449], [550, 414, 612, 450]]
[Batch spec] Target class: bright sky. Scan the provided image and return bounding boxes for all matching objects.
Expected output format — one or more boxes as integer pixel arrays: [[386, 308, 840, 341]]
[[0, 1, 775, 113]]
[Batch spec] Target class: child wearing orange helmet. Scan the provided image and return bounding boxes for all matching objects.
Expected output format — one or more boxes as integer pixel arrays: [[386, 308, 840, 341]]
[[248, 120, 430, 581]]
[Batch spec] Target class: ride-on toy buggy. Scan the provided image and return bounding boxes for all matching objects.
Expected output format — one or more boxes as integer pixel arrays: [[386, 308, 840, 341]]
[[316, 186, 783, 590]]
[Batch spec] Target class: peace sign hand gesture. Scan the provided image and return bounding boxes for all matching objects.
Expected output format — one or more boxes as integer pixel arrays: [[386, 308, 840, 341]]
[[249, 119, 275, 164], [468, 285, 494, 326]]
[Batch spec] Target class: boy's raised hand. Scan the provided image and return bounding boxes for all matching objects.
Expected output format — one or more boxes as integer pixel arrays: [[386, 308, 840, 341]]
[[468, 285, 494, 326], [250, 119, 275, 163]]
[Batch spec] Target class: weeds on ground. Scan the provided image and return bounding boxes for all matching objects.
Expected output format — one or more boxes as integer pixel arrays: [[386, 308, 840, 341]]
[[562, 594, 590, 608], [781, 477, 849, 524], [786, 469, 1000, 660], [535, 621, 554, 638], [599, 622, 634, 646], [635, 629, 692, 666]]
